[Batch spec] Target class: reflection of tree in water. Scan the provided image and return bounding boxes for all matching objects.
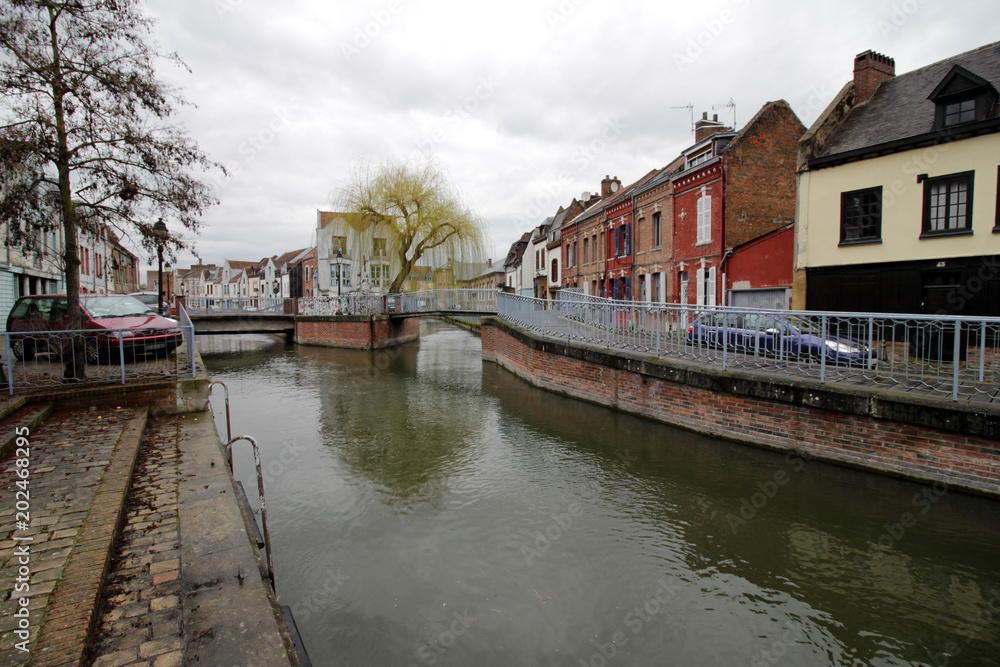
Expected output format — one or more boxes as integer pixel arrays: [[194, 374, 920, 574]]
[[316, 338, 484, 512]]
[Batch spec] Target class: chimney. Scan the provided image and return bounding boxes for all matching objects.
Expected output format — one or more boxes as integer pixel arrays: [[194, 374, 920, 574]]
[[694, 111, 728, 142], [854, 50, 895, 105], [601, 175, 622, 198]]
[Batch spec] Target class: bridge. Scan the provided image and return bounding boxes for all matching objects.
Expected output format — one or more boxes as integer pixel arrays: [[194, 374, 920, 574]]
[[182, 290, 498, 344]]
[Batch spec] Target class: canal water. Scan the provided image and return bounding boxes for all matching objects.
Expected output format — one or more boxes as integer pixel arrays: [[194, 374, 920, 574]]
[[200, 320, 1000, 667]]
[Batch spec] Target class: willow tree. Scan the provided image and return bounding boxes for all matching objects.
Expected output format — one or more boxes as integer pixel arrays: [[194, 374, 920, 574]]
[[338, 160, 490, 293], [0, 0, 220, 380]]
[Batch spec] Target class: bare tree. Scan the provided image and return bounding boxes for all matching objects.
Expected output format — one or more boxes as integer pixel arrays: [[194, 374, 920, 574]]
[[0, 0, 220, 380], [338, 159, 489, 294]]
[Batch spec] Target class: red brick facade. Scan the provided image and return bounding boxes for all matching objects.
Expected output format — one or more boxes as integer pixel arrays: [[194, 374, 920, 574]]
[[295, 315, 419, 349], [483, 320, 1000, 497]]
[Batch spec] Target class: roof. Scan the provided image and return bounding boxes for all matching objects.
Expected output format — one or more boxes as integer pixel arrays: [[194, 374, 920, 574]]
[[226, 260, 257, 271], [819, 41, 1000, 157]]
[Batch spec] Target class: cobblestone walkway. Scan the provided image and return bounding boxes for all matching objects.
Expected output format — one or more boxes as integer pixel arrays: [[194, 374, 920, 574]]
[[0, 407, 144, 667], [87, 416, 182, 667]]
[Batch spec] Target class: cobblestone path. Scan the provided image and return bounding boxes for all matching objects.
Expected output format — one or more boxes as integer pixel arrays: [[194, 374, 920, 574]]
[[0, 407, 143, 667], [87, 416, 183, 667]]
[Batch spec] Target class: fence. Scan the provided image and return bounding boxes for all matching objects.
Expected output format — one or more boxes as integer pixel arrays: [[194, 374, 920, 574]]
[[298, 294, 387, 316], [393, 289, 498, 314], [183, 297, 294, 315], [498, 292, 1000, 402], [2, 324, 193, 394]]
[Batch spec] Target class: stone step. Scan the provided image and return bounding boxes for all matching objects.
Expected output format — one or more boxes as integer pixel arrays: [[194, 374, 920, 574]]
[[0, 403, 53, 460]]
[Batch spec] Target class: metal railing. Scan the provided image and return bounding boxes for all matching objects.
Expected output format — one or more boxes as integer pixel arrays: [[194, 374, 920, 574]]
[[1, 325, 192, 394], [393, 289, 498, 314], [299, 294, 387, 316], [498, 292, 1000, 402], [184, 297, 294, 315]]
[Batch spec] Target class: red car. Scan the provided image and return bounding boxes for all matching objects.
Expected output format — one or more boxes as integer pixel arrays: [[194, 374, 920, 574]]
[[6, 294, 183, 363]]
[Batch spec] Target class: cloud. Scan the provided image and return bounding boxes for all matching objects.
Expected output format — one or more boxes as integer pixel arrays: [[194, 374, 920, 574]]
[[136, 0, 1000, 271]]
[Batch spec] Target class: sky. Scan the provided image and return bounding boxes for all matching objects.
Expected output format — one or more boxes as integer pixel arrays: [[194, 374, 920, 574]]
[[137, 0, 1000, 274]]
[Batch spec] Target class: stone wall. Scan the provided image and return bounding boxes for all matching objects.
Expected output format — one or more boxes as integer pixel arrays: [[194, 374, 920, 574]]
[[482, 318, 1000, 497], [295, 315, 419, 349]]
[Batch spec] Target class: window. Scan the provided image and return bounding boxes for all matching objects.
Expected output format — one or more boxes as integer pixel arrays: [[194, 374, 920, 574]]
[[653, 212, 662, 248], [922, 171, 974, 237], [651, 272, 661, 303], [331, 236, 346, 255], [551, 259, 558, 282], [696, 266, 716, 307], [583, 238, 589, 263], [614, 227, 620, 255], [944, 99, 976, 126], [373, 238, 387, 256], [697, 194, 712, 244], [331, 262, 352, 286], [840, 186, 882, 244], [624, 224, 631, 255], [593, 234, 598, 261]]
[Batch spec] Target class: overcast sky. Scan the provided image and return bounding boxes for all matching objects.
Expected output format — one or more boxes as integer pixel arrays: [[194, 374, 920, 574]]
[[139, 0, 999, 272]]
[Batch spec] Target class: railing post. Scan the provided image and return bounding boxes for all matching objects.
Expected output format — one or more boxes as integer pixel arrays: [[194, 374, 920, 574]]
[[820, 315, 828, 383], [953, 320, 961, 401], [119, 333, 126, 384], [980, 321, 987, 383], [4, 334, 12, 396]]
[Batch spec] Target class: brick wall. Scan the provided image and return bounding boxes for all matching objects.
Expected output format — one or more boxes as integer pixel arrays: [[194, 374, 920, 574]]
[[483, 320, 1000, 497], [296, 315, 419, 349], [724, 100, 805, 249]]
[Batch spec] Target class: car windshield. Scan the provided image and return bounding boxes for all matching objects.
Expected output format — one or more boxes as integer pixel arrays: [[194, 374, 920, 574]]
[[82, 296, 155, 318], [783, 315, 824, 335]]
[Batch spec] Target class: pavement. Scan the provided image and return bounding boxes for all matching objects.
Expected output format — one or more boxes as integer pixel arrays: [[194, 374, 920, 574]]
[[0, 399, 298, 667]]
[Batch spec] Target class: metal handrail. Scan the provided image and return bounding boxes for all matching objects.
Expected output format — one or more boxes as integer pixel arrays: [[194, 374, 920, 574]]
[[226, 435, 274, 587], [208, 381, 232, 443]]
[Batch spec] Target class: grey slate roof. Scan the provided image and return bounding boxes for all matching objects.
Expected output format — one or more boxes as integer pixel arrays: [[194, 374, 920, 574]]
[[819, 41, 1000, 157]]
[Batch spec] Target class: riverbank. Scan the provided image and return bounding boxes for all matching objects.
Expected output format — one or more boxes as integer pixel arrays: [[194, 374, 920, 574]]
[[482, 316, 1000, 498], [0, 397, 301, 665]]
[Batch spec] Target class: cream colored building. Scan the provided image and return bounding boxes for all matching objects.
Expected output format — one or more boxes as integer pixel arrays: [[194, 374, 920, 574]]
[[797, 43, 1000, 317]]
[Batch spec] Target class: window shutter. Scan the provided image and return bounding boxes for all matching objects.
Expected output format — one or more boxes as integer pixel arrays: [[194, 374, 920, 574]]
[[696, 267, 705, 306], [615, 228, 620, 255], [626, 224, 631, 255], [707, 267, 717, 307], [626, 276, 631, 301]]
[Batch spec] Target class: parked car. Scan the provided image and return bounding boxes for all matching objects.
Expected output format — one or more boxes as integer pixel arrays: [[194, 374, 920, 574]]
[[6, 294, 182, 362], [129, 291, 176, 317], [685, 310, 877, 367]]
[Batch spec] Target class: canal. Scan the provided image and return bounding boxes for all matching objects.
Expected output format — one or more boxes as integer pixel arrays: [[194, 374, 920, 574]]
[[201, 319, 1000, 667]]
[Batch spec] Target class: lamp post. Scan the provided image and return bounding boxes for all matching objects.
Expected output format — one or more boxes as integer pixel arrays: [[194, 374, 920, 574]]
[[335, 250, 343, 297], [164, 263, 172, 314], [153, 219, 167, 316]]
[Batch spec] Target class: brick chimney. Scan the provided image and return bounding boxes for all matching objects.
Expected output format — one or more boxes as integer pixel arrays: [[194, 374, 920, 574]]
[[601, 175, 622, 198], [695, 112, 728, 142], [854, 50, 895, 105]]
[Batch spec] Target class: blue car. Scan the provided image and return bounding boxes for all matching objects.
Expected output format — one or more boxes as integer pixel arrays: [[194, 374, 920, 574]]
[[685, 311, 877, 367]]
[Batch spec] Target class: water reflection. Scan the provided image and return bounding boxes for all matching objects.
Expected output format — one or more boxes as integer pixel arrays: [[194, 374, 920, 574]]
[[202, 320, 1000, 667]]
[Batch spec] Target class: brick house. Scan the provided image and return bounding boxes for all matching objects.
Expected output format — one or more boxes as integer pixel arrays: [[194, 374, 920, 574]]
[[671, 102, 804, 307], [632, 158, 683, 303], [564, 177, 624, 297]]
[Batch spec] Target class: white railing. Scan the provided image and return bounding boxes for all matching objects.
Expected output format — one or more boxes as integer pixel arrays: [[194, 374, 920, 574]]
[[299, 294, 387, 316], [184, 297, 293, 315], [2, 325, 192, 394], [498, 292, 1000, 402]]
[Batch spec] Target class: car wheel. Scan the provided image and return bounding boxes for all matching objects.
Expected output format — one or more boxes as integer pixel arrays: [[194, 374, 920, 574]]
[[85, 338, 101, 365], [11, 337, 34, 361]]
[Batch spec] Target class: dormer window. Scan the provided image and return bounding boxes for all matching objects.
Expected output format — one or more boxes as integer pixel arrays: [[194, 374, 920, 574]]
[[928, 65, 998, 130]]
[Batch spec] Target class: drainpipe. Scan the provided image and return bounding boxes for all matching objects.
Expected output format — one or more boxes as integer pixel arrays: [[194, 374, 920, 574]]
[[720, 155, 727, 307], [720, 248, 735, 308]]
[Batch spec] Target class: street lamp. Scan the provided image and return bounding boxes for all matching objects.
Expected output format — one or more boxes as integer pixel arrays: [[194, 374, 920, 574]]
[[153, 219, 167, 316], [335, 250, 343, 297]]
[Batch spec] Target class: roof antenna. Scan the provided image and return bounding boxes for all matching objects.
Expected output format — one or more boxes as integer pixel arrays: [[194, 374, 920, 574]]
[[713, 98, 737, 130], [670, 104, 695, 138]]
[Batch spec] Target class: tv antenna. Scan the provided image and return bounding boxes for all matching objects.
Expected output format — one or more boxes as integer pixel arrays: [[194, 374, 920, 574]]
[[670, 104, 694, 138], [713, 98, 737, 130]]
